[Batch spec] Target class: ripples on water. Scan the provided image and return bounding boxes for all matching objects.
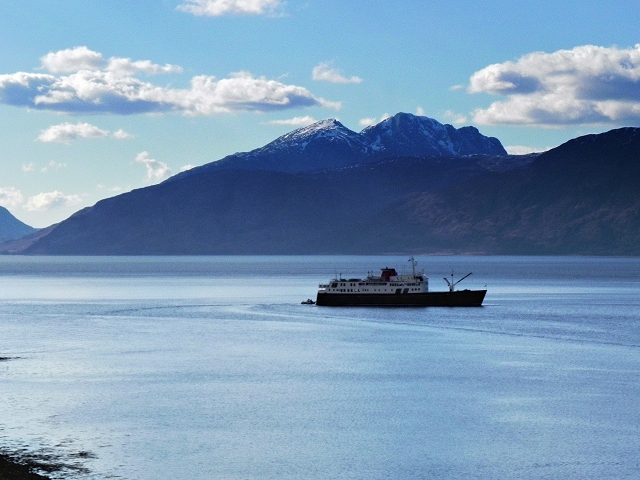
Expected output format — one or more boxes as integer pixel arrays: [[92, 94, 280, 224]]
[[1, 256, 639, 479]]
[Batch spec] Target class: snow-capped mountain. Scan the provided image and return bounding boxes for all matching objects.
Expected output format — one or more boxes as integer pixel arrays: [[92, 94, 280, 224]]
[[267, 118, 367, 152], [178, 112, 506, 176], [208, 119, 371, 172], [361, 113, 507, 157]]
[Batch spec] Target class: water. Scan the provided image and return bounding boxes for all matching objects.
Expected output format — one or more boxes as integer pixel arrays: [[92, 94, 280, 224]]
[[1, 256, 639, 479]]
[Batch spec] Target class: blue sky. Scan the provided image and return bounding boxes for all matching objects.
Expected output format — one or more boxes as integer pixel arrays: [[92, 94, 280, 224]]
[[1, 0, 639, 227]]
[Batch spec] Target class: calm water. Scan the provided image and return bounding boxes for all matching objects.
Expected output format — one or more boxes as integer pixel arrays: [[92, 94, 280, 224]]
[[1, 256, 639, 479]]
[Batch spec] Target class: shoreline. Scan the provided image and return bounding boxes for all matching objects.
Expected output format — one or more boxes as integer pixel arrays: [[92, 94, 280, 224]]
[[0, 358, 82, 479], [0, 453, 52, 480], [0, 447, 90, 480]]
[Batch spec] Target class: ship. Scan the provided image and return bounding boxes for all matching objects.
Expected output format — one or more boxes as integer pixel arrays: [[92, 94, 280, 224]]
[[315, 257, 486, 307]]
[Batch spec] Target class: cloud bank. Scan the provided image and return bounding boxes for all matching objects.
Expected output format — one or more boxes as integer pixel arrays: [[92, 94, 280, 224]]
[[469, 44, 640, 126], [0, 47, 339, 116], [177, 0, 283, 16]]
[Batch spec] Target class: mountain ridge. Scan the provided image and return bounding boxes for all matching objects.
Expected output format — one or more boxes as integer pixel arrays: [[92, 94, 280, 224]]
[[4, 118, 638, 256], [173, 112, 507, 176]]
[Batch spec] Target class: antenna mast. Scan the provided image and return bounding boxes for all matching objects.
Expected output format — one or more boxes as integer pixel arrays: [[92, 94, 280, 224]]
[[408, 256, 417, 277]]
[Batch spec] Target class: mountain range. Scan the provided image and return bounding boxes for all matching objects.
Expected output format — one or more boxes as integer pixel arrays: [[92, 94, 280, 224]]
[[2, 112, 638, 255]]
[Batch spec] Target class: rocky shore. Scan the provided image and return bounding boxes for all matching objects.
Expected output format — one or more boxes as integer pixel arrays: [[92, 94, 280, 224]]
[[0, 453, 52, 480], [0, 357, 79, 479]]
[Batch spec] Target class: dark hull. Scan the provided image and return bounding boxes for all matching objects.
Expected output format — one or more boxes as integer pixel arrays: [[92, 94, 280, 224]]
[[316, 289, 486, 307]]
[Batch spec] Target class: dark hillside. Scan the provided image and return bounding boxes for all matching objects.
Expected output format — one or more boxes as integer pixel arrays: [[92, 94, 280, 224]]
[[22, 155, 505, 255], [364, 128, 640, 255]]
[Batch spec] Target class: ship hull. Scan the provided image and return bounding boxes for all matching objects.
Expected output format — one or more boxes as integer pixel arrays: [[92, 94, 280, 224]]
[[316, 289, 486, 307]]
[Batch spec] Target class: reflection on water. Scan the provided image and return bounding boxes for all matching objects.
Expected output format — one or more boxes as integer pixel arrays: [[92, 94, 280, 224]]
[[1, 256, 639, 479]]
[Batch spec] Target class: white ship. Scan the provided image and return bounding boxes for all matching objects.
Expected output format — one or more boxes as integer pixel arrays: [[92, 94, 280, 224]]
[[315, 257, 486, 307]]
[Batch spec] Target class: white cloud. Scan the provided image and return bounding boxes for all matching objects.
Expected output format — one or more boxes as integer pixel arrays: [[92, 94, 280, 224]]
[[112, 129, 134, 139], [24, 190, 83, 211], [106, 58, 183, 77], [39, 46, 182, 76], [0, 187, 24, 209], [266, 115, 317, 126], [184, 71, 341, 114], [40, 46, 104, 74], [97, 184, 125, 193], [359, 117, 377, 127], [443, 110, 468, 125], [37, 122, 109, 143], [135, 151, 172, 183], [36, 123, 143, 145], [1, 186, 84, 212], [312, 62, 363, 84], [23, 161, 69, 173], [358, 113, 390, 127], [180, 164, 196, 172], [0, 47, 339, 116], [177, 0, 283, 16], [469, 44, 640, 126]]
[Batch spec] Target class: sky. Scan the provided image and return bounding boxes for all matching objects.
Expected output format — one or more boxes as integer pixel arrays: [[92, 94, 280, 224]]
[[1, 0, 640, 227]]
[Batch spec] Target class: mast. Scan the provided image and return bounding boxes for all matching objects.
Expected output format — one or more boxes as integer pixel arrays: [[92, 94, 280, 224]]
[[408, 256, 417, 277]]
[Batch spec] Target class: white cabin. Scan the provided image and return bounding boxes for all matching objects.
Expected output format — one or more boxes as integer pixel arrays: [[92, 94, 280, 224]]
[[318, 266, 429, 295]]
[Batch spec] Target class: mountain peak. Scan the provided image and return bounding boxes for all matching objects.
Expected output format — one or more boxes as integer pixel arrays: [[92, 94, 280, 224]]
[[269, 118, 356, 146], [361, 112, 507, 157]]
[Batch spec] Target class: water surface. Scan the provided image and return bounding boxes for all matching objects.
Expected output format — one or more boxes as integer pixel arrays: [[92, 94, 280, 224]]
[[1, 256, 639, 479]]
